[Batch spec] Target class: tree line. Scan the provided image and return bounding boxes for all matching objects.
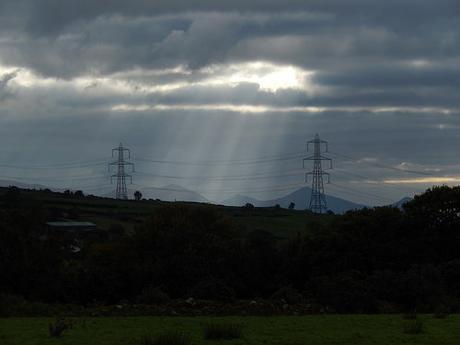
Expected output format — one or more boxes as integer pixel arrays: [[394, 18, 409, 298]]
[[0, 186, 459, 313]]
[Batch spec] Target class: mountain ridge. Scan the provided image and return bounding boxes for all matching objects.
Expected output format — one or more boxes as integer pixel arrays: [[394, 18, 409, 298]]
[[221, 186, 367, 213]]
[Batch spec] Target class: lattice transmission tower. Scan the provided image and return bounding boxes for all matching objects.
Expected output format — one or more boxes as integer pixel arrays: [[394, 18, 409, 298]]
[[109, 143, 134, 200], [303, 134, 332, 213]]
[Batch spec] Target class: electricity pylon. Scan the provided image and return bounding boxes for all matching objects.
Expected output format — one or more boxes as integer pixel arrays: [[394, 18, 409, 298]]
[[303, 134, 332, 213], [109, 143, 134, 200]]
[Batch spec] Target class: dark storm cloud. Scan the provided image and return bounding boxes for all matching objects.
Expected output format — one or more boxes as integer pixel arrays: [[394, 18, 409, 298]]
[[0, 0, 458, 113], [0, 0, 458, 77], [5, 0, 456, 36]]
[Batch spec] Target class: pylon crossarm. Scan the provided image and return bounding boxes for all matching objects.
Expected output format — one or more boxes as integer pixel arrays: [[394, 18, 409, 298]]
[[125, 161, 135, 172], [321, 141, 328, 152], [302, 156, 315, 168], [319, 156, 333, 169], [122, 148, 131, 159]]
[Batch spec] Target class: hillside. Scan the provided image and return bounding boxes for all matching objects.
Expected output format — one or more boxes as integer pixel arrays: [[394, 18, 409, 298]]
[[0, 186, 328, 239]]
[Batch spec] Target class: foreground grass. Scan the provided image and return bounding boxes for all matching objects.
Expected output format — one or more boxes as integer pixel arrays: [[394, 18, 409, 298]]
[[0, 315, 459, 345]]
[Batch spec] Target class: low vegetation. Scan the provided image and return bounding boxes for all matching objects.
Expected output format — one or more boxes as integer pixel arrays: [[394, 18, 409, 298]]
[[403, 320, 424, 334], [0, 315, 459, 345], [203, 322, 243, 340], [48, 318, 73, 338], [140, 331, 192, 345]]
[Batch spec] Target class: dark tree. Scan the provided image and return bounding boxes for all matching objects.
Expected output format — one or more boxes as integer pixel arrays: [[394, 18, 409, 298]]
[[74, 190, 84, 198], [134, 190, 142, 201]]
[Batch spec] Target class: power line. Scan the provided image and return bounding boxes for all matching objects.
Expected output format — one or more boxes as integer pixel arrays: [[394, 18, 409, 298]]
[[329, 151, 435, 177], [131, 182, 306, 195], [329, 182, 394, 203], [135, 170, 303, 182], [0, 160, 106, 170], [0, 146, 433, 205], [0, 174, 108, 182], [135, 151, 304, 166], [333, 168, 417, 194]]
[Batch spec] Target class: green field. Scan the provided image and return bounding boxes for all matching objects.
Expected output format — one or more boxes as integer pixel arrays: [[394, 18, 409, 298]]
[[1, 315, 459, 345]]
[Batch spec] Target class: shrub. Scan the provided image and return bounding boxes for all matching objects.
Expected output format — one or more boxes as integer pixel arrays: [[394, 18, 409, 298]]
[[141, 331, 191, 345], [190, 278, 235, 302], [0, 294, 55, 317], [0, 294, 25, 316], [376, 300, 399, 314], [403, 320, 424, 334], [433, 305, 450, 319], [136, 286, 170, 305], [49, 318, 73, 338], [203, 323, 243, 340], [109, 223, 125, 235], [402, 311, 417, 320], [271, 286, 304, 304]]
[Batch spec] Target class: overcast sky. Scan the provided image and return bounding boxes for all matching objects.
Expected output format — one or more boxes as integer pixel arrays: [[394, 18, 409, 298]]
[[0, 0, 459, 205]]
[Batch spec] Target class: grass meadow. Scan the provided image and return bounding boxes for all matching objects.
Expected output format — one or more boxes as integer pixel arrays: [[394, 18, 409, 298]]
[[0, 315, 459, 345]]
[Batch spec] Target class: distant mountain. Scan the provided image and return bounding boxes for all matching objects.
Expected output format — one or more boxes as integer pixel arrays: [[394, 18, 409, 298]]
[[0, 179, 49, 190], [222, 186, 366, 214], [137, 184, 209, 202], [221, 194, 262, 206], [391, 197, 412, 209], [0, 179, 368, 212], [0, 179, 100, 194]]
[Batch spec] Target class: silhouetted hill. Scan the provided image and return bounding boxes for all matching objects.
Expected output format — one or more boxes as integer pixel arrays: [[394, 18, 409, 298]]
[[391, 196, 412, 209], [221, 194, 262, 206], [0, 179, 50, 190], [138, 184, 209, 202]]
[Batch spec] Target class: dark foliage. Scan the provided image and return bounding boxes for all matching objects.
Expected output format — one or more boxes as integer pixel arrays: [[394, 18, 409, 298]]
[[49, 318, 73, 338], [190, 278, 236, 302], [136, 286, 170, 305], [1, 186, 460, 312], [271, 286, 304, 304]]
